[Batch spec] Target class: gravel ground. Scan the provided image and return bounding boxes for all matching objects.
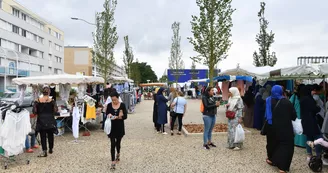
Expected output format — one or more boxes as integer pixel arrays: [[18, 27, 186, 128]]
[[2, 99, 327, 173]]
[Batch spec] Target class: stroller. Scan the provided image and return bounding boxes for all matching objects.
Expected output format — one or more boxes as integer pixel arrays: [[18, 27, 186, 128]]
[[308, 115, 328, 172]]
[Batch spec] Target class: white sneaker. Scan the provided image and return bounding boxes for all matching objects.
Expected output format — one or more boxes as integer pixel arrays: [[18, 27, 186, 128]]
[[233, 147, 240, 151], [307, 156, 311, 163], [322, 158, 328, 166], [162, 132, 168, 135]]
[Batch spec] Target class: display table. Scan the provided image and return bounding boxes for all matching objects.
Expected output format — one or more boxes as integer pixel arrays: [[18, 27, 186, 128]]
[[55, 112, 71, 136]]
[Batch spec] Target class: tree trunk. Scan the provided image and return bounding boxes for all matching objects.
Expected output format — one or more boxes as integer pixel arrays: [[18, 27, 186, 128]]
[[208, 64, 214, 87]]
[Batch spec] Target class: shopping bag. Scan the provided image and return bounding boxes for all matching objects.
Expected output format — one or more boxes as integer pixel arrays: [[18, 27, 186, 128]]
[[292, 118, 303, 135], [234, 124, 245, 143], [104, 118, 111, 135]]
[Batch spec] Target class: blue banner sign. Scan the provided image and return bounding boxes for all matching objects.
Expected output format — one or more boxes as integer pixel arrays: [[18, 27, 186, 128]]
[[167, 69, 220, 83]]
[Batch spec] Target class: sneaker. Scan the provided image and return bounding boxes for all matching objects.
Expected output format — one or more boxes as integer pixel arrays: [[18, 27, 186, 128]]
[[177, 131, 182, 135], [157, 131, 161, 134], [233, 147, 241, 151], [162, 132, 168, 135], [32, 145, 39, 149], [171, 131, 174, 136], [208, 143, 217, 147], [26, 149, 33, 153], [307, 156, 312, 162], [203, 144, 210, 150]]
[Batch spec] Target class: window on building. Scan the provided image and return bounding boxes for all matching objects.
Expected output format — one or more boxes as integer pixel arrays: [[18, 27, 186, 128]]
[[12, 8, 20, 18], [39, 37, 44, 44], [48, 54, 52, 60], [21, 13, 27, 21], [0, 0, 2, 9], [39, 65, 44, 72], [21, 29, 27, 37], [33, 34, 37, 42], [48, 67, 52, 73], [54, 68, 62, 74], [12, 25, 19, 34], [55, 44, 61, 51], [39, 51, 44, 58], [56, 56, 62, 63], [48, 28, 51, 34]]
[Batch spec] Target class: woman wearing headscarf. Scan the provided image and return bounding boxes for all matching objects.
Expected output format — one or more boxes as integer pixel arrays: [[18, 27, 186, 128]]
[[152, 88, 160, 130], [300, 85, 322, 162], [265, 85, 296, 173], [226, 87, 244, 150], [253, 88, 266, 130], [242, 86, 255, 128], [156, 87, 168, 134], [202, 87, 220, 150], [290, 84, 307, 147]]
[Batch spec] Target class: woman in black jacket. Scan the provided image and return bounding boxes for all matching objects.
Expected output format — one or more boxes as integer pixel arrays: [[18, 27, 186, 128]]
[[300, 85, 322, 161], [106, 91, 128, 170], [202, 87, 220, 150]]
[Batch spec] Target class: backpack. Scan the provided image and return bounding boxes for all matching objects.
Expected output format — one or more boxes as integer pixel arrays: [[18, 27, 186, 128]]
[[200, 100, 204, 113], [308, 156, 323, 172]]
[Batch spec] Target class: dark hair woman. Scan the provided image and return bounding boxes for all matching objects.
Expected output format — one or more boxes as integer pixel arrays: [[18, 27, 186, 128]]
[[106, 91, 128, 170], [265, 85, 296, 173], [156, 87, 169, 134], [33, 86, 58, 157], [202, 86, 220, 150]]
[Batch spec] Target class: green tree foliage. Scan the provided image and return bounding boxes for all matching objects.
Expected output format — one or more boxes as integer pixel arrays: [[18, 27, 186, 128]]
[[253, 2, 277, 67], [92, 0, 118, 83], [188, 0, 235, 86], [131, 61, 157, 83], [123, 35, 134, 78], [159, 75, 168, 83], [168, 21, 184, 83], [130, 59, 141, 85]]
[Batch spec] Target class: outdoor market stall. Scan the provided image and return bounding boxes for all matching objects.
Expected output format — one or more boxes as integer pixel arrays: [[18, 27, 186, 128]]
[[12, 74, 104, 143]]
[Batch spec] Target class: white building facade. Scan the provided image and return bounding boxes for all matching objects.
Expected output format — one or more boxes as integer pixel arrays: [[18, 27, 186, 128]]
[[0, 0, 64, 92]]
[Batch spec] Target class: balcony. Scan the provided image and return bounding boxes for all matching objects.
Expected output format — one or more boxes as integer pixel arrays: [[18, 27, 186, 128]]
[[0, 66, 29, 77]]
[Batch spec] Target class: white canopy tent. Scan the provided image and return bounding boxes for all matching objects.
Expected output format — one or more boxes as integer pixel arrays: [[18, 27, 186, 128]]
[[12, 74, 104, 85], [219, 66, 279, 79], [257, 64, 323, 81], [187, 78, 209, 83], [109, 76, 134, 83]]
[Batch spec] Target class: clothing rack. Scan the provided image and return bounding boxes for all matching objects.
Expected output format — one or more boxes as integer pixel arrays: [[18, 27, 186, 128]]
[[0, 102, 30, 169]]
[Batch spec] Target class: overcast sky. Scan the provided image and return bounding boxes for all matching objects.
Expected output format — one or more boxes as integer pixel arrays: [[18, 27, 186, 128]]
[[16, 0, 328, 78]]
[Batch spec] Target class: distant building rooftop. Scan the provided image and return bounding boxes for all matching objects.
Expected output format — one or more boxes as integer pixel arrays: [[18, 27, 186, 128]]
[[64, 46, 90, 48]]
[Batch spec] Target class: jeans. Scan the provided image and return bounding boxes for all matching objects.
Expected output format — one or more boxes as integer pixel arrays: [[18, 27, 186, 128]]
[[306, 135, 322, 156], [25, 134, 36, 149], [171, 113, 183, 131], [203, 115, 216, 144]]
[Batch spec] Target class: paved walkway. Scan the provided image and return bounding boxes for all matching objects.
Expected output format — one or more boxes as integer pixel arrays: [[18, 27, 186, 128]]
[[3, 99, 326, 172]]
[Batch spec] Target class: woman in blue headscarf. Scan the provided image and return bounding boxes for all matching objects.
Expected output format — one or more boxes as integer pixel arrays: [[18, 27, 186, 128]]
[[156, 87, 168, 134], [265, 85, 297, 173]]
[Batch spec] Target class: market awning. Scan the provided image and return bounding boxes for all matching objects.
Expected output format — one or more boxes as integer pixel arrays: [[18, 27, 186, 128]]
[[212, 75, 253, 82], [139, 83, 166, 87], [187, 78, 209, 83], [12, 74, 104, 85]]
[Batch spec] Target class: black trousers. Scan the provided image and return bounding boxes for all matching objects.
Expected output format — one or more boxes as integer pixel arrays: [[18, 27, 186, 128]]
[[110, 137, 122, 161], [156, 124, 165, 132], [171, 113, 183, 131], [40, 129, 54, 151]]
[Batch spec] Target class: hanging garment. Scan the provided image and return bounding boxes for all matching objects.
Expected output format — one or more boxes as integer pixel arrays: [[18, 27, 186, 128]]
[[222, 81, 230, 101], [50, 86, 56, 101], [86, 104, 96, 120], [236, 80, 245, 96], [0, 109, 31, 156], [72, 107, 81, 139]]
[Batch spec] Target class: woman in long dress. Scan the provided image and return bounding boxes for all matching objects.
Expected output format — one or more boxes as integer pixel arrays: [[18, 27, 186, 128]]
[[265, 85, 296, 173], [253, 88, 265, 130], [243, 86, 255, 128], [156, 87, 168, 134], [226, 87, 244, 150], [152, 88, 160, 130], [289, 84, 307, 147]]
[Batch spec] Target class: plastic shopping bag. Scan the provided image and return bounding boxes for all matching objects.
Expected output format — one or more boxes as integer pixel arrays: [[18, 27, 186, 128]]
[[292, 118, 303, 135], [234, 124, 245, 143], [104, 118, 111, 135]]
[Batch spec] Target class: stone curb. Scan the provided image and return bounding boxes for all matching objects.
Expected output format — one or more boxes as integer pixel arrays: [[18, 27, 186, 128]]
[[182, 126, 252, 136]]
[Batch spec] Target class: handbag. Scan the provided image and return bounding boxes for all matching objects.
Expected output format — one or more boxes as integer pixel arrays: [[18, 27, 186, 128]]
[[261, 99, 282, 136], [226, 111, 236, 119]]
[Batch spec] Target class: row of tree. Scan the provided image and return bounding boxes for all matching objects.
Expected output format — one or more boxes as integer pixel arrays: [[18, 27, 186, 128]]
[[92, 0, 157, 85], [167, 0, 277, 86]]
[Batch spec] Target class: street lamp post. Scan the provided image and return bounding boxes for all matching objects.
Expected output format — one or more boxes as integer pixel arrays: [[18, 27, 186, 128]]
[[71, 17, 97, 77], [147, 80, 150, 83]]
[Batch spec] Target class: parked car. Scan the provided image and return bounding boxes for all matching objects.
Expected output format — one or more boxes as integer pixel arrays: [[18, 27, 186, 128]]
[[0, 92, 34, 107]]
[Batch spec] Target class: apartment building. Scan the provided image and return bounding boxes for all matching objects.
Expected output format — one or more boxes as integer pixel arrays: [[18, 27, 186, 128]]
[[0, 0, 64, 92], [64, 46, 92, 76], [64, 46, 127, 79], [297, 56, 328, 65]]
